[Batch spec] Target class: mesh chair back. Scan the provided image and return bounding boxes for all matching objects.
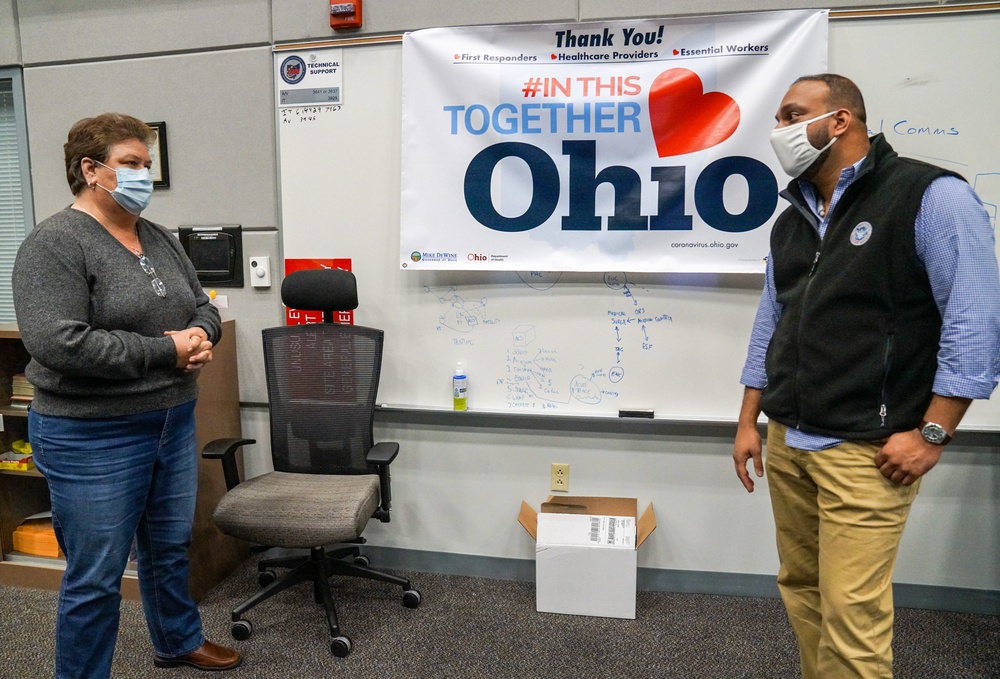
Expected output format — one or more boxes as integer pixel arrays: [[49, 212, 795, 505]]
[[263, 322, 383, 475]]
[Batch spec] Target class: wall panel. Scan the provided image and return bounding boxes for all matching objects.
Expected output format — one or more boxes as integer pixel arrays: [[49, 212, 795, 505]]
[[18, 0, 271, 65]]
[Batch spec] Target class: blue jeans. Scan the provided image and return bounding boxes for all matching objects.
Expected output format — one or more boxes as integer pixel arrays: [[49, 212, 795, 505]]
[[30, 401, 204, 679]]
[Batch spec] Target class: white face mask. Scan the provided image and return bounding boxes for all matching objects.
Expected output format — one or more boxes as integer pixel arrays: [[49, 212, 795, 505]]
[[769, 110, 838, 178], [94, 160, 154, 214]]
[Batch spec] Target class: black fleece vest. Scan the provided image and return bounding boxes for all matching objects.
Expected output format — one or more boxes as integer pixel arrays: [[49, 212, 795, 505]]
[[761, 134, 960, 439]]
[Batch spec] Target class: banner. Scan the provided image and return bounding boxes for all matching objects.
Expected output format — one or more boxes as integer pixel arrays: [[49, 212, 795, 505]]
[[400, 10, 827, 272]]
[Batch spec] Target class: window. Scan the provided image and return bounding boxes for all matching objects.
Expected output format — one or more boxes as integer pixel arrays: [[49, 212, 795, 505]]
[[0, 67, 33, 322]]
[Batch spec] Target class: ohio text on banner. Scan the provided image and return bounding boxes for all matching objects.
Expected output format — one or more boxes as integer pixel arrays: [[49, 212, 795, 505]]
[[400, 10, 828, 272]]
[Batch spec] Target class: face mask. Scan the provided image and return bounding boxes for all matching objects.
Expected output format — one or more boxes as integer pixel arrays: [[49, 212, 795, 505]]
[[94, 160, 154, 214], [769, 110, 838, 178]]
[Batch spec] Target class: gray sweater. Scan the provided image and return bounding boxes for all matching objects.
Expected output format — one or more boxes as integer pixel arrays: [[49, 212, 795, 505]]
[[12, 207, 222, 418]]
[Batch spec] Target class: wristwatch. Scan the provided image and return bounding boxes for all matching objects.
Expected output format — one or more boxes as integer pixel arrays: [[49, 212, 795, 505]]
[[919, 421, 953, 446]]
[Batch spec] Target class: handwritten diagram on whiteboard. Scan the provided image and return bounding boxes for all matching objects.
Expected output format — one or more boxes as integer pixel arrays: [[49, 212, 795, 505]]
[[423, 273, 679, 413]]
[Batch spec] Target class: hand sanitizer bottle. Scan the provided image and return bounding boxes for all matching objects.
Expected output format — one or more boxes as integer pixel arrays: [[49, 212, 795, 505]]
[[453, 363, 467, 411]]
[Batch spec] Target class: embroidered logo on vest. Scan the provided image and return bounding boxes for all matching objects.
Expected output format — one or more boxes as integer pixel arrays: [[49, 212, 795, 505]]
[[850, 222, 873, 246]]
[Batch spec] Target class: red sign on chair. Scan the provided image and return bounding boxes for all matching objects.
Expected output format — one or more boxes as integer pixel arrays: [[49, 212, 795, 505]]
[[283, 258, 354, 325]]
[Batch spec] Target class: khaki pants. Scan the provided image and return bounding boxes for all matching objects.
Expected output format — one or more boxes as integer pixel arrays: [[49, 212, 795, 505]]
[[765, 421, 920, 679]]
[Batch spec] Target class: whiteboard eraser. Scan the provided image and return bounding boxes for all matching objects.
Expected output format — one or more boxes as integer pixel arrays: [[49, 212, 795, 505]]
[[619, 409, 654, 419]]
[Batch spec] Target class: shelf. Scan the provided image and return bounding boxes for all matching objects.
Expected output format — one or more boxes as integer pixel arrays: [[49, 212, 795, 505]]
[[0, 468, 42, 479], [3, 551, 138, 576], [0, 407, 29, 418], [0, 555, 140, 597], [4, 551, 65, 568], [0, 320, 246, 602]]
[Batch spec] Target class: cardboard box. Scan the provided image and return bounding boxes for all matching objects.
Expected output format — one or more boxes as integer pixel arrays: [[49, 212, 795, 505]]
[[518, 496, 656, 619], [0, 451, 33, 472]]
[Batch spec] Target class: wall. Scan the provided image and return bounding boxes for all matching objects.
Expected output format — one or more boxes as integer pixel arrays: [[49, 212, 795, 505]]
[[2, 0, 998, 607], [0, 3, 17, 66], [275, 16, 1000, 427]]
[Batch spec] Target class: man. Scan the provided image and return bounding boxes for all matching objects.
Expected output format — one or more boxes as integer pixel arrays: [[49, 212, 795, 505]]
[[733, 74, 1000, 679]]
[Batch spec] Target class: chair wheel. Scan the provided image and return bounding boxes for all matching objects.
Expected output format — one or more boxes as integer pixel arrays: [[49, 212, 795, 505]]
[[331, 635, 352, 657], [258, 570, 277, 587], [402, 588, 422, 609], [353, 554, 371, 567], [231, 620, 253, 641]]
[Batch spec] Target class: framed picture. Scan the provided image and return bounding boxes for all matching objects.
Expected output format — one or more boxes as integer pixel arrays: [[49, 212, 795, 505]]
[[147, 121, 170, 189]]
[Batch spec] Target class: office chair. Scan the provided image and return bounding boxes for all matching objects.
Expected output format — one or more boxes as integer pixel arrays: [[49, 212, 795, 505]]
[[203, 268, 421, 658]]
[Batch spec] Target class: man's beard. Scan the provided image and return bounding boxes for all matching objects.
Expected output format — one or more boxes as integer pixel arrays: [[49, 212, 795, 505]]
[[800, 127, 833, 181]]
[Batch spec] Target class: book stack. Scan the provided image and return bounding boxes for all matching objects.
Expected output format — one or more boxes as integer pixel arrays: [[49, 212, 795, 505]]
[[10, 373, 33, 409]]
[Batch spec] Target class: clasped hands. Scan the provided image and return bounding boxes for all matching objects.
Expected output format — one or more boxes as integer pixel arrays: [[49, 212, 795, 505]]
[[165, 327, 213, 372], [733, 426, 942, 492]]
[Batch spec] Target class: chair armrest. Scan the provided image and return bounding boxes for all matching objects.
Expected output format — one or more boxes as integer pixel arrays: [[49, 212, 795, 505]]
[[202, 437, 256, 491], [367, 441, 399, 466], [367, 441, 399, 523]]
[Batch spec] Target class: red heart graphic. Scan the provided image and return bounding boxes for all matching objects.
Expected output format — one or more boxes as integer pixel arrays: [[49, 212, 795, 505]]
[[647, 68, 740, 157]]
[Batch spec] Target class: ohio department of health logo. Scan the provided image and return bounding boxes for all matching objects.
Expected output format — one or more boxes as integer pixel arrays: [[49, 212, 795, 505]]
[[279, 56, 306, 85], [850, 221, 873, 246]]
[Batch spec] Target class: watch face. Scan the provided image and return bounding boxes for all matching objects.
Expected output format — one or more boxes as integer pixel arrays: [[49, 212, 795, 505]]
[[921, 422, 947, 444]]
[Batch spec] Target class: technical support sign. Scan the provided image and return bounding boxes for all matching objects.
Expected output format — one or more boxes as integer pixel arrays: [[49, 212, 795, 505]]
[[400, 10, 828, 272]]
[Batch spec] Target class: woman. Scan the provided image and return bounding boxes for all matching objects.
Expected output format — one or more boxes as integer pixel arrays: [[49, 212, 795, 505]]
[[11, 113, 240, 677]]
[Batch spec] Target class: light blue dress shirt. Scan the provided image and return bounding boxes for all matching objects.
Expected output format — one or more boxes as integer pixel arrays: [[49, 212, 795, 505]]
[[741, 157, 1000, 450]]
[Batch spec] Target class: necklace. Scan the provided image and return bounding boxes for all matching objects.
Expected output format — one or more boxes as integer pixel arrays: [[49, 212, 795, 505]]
[[73, 205, 142, 256], [72, 205, 166, 299], [128, 227, 143, 256]]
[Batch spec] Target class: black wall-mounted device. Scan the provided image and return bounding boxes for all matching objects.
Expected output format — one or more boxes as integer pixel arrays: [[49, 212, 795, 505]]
[[177, 224, 244, 288]]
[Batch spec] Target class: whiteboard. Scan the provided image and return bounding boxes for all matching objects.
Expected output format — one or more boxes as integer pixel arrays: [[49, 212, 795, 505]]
[[276, 10, 1000, 429]]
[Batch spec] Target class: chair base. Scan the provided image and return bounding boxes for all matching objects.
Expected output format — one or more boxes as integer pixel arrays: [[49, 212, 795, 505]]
[[230, 544, 417, 653]]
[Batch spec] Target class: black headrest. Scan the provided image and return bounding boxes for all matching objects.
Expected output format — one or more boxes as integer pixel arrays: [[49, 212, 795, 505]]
[[280, 268, 358, 312]]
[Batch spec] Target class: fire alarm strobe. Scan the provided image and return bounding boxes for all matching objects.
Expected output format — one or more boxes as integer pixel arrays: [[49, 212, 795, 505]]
[[330, 1, 362, 30]]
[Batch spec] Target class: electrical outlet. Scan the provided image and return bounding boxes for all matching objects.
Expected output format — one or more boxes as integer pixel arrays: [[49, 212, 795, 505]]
[[550, 463, 569, 493]]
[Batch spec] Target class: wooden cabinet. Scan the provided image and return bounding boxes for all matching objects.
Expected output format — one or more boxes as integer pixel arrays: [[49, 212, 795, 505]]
[[0, 319, 246, 602]]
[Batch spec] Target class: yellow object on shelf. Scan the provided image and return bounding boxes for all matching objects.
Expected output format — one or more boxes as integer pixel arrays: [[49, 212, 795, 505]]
[[0, 450, 34, 471], [13, 516, 62, 558], [11, 439, 31, 454]]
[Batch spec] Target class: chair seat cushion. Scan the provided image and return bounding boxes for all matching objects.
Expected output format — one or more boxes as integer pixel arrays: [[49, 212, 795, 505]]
[[213, 471, 380, 547]]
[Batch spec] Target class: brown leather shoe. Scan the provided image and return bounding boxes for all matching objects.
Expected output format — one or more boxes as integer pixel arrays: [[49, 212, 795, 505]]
[[153, 639, 242, 671]]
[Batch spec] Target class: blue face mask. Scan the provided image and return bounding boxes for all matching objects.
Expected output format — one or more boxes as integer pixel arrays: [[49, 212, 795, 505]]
[[94, 160, 154, 214]]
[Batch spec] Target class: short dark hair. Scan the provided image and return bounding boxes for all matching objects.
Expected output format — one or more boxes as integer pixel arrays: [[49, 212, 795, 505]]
[[792, 73, 867, 125], [64, 113, 155, 195]]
